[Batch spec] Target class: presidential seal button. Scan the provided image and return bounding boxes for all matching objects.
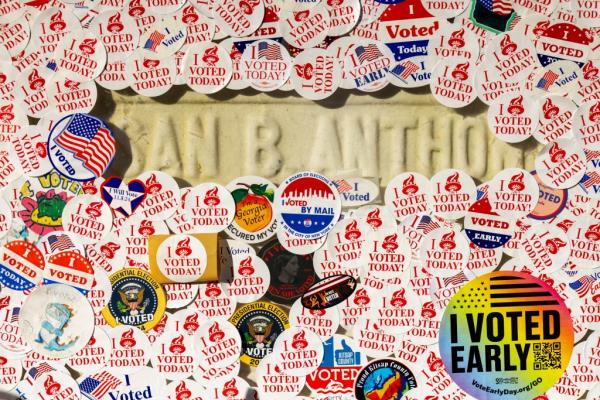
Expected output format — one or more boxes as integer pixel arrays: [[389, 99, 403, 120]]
[[258, 238, 316, 304], [102, 268, 166, 332], [0, 239, 45, 291], [47, 113, 116, 181], [19, 283, 95, 359], [228, 301, 289, 366]]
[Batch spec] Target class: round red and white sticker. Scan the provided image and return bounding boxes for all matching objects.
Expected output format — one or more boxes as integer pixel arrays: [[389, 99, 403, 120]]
[[212, 0, 264, 37], [384, 172, 431, 222], [488, 93, 539, 143], [428, 169, 476, 220], [32, 370, 81, 400], [422, 0, 467, 17], [14, 66, 53, 119], [535, 138, 587, 189], [519, 223, 571, 274], [152, 331, 198, 380], [184, 42, 232, 93], [31, 8, 81, 60], [0, 240, 45, 291], [484, 31, 539, 83], [430, 58, 476, 108], [536, 22, 592, 66], [107, 325, 152, 374], [43, 251, 94, 295], [46, 77, 98, 119], [464, 196, 514, 250], [312, 246, 347, 278], [0, 289, 30, 356], [276, 222, 326, 256], [289, 297, 339, 341], [227, 254, 270, 302], [178, 4, 216, 45], [194, 318, 241, 369], [326, 0, 360, 36], [125, 49, 177, 97], [465, 237, 502, 275], [139, 17, 187, 59], [194, 282, 237, 319], [164, 379, 208, 400], [165, 283, 199, 308], [291, 48, 341, 100], [91, 10, 140, 62], [360, 229, 412, 280], [241, 39, 292, 92], [573, 100, 600, 150], [87, 267, 112, 317], [271, 326, 324, 377], [530, 60, 582, 97], [344, 39, 393, 92], [327, 217, 367, 271], [281, 4, 330, 49], [487, 168, 540, 218], [206, 376, 253, 400], [173, 308, 206, 336], [140, 0, 186, 14], [420, 228, 470, 277], [533, 95, 576, 144], [355, 205, 397, 233], [85, 233, 126, 274], [157, 234, 207, 282], [427, 22, 480, 63], [221, 38, 250, 90], [62, 194, 113, 244], [185, 183, 235, 233], [119, 215, 170, 269], [568, 219, 600, 270], [474, 62, 522, 105], [96, 60, 130, 91], [256, 352, 306, 399], [53, 30, 107, 82], [137, 171, 181, 221], [368, 284, 420, 335], [67, 327, 112, 375], [0, 353, 20, 392], [193, 359, 240, 388], [570, 59, 600, 105], [353, 315, 398, 358]]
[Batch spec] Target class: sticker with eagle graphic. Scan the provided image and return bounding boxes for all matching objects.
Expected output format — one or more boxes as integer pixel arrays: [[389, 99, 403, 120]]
[[228, 301, 289, 366], [102, 268, 166, 332]]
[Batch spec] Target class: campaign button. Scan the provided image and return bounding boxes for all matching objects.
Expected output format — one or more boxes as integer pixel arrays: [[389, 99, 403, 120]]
[[228, 301, 289, 366], [47, 113, 115, 181], [102, 268, 167, 332], [0, 240, 45, 291]]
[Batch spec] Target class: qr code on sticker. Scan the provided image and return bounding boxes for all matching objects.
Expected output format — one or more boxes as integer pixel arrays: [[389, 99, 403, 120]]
[[533, 342, 561, 370]]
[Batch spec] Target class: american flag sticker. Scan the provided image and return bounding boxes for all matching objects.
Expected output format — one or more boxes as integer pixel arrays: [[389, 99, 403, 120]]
[[49, 113, 116, 180]]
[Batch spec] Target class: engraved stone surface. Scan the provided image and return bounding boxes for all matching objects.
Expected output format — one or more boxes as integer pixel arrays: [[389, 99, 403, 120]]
[[98, 87, 541, 184]]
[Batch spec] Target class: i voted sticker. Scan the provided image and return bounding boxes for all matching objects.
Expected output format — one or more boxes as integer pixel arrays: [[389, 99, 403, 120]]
[[241, 39, 292, 92], [487, 168, 540, 218], [47, 113, 116, 181], [185, 183, 235, 233], [384, 172, 431, 222], [430, 58, 477, 108], [420, 228, 470, 277], [428, 169, 476, 220], [157, 234, 207, 283], [271, 326, 324, 377], [43, 251, 94, 295], [151, 331, 198, 380], [0, 240, 45, 291], [53, 30, 107, 82], [275, 171, 342, 239], [533, 95, 576, 144], [61, 194, 113, 244], [535, 138, 587, 189], [291, 47, 341, 100], [464, 197, 514, 249], [139, 17, 187, 59], [183, 42, 232, 94], [488, 93, 539, 143]]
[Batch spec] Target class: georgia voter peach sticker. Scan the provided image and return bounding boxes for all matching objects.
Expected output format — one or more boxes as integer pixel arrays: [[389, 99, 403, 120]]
[[428, 169, 476, 220], [157, 234, 207, 282], [439, 271, 574, 400], [535, 138, 587, 189], [430, 58, 476, 108], [384, 172, 431, 222], [488, 93, 539, 143], [184, 42, 232, 94], [185, 183, 235, 233]]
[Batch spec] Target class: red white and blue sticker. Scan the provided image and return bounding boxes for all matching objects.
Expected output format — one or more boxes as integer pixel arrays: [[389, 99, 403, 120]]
[[47, 113, 116, 181], [275, 171, 341, 239], [101, 176, 146, 217], [464, 196, 513, 249], [0, 240, 45, 291], [43, 251, 95, 295]]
